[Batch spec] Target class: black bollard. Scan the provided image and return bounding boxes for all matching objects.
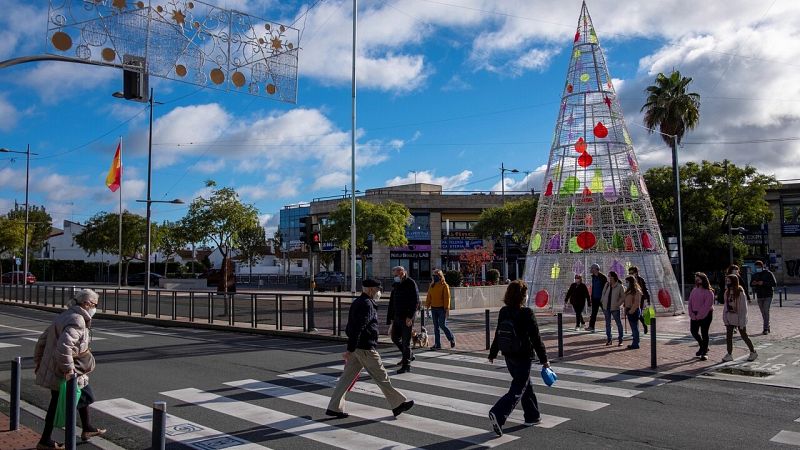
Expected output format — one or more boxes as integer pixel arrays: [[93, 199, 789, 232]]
[[152, 401, 167, 450], [557, 313, 564, 358], [420, 305, 425, 327], [65, 376, 78, 450], [650, 317, 657, 369], [485, 309, 491, 350], [10, 357, 21, 430]]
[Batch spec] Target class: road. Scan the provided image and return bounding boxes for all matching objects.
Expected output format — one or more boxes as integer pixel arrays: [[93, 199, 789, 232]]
[[2, 304, 800, 449]]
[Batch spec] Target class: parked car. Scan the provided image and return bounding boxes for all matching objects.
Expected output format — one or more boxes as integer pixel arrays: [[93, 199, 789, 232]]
[[198, 268, 237, 292], [127, 272, 163, 287], [1, 271, 36, 284], [314, 271, 345, 292]]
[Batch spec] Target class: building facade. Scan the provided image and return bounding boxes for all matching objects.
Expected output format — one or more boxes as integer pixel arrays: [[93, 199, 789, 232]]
[[308, 183, 531, 281], [766, 182, 800, 284]]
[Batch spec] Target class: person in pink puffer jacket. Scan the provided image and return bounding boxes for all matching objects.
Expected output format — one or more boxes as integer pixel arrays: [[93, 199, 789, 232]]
[[687, 272, 715, 360], [33, 289, 106, 449]]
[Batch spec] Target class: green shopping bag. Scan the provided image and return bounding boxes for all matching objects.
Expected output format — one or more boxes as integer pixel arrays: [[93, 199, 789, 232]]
[[53, 378, 82, 428], [642, 306, 655, 326]]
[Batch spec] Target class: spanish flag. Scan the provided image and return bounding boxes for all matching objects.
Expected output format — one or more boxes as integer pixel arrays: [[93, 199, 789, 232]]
[[105, 142, 122, 192]]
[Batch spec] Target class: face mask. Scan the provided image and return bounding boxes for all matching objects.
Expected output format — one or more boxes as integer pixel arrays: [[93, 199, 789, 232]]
[[373, 290, 382, 300], [732, 270, 739, 275], [393, 276, 402, 283], [575, 279, 581, 283], [433, 275, 441, 282], [695, 281, 702, 287], [87, 307, 97, 317], [755, 267, 763, 273]]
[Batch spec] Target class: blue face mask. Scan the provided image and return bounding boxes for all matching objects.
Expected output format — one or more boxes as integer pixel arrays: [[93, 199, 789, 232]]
[[755, 267, 763, 273], [433, 275, 440, 282]]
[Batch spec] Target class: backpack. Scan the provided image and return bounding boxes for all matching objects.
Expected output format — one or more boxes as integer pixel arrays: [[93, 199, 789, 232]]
[[496, 309, 530, 354]]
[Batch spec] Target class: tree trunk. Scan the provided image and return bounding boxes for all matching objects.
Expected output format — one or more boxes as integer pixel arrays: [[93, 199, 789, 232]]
[[123, 259, 131, 285]]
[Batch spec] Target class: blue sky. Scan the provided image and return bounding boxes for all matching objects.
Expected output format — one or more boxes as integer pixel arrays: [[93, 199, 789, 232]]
[[2, 0, 799, 236]]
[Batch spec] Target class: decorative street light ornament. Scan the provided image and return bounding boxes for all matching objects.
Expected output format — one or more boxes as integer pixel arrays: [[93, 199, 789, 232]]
[[535, 289, 550, 307], [523, 2, 683, 315]]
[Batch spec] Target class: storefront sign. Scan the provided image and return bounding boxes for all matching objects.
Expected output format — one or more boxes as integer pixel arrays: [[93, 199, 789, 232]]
[[390, 251, 431, 258], [441, 239, 484, 250]]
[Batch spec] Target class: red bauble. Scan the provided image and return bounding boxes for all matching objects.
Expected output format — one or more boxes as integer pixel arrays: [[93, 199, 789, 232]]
[[535, 289, 549, 308], [593, 122, 608, 138], [578, 152, 593, 167], [641, 232, 654, 250], [576, 231, 596, 250], [567, 84, 573, 94], [574, 31, 580, 43], [575, 137, 587, 153], [658, 289, 672, 308], [544, 179, 553, 196]]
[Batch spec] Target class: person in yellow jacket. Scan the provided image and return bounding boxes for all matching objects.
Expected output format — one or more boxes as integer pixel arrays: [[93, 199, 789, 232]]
[[425, 269, 456, 350]]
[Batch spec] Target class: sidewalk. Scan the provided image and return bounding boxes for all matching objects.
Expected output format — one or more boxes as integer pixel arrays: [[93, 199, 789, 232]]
[[0, 412, 41, 450]]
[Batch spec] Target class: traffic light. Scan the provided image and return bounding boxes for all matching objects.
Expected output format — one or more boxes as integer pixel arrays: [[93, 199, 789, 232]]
[[122, 54, 149, 102], [298, 216, 310, 244], [311, 230, 322, 252]]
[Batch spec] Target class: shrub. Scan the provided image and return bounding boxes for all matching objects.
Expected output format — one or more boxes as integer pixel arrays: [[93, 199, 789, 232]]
[[444, 270, 463, 287], [486, 268, 500, 285]]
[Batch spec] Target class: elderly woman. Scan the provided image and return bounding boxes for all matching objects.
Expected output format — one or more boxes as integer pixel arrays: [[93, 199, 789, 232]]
[[34, 289, 106, 450]]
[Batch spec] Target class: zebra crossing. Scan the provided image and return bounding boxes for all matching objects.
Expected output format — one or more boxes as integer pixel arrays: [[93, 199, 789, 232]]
[[770, 416, 800, 446], [91, 351, 672, 449]]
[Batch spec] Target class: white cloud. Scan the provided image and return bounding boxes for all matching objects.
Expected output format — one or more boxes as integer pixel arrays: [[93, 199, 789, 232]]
[[441, 75, 473, 92], [0, 95, 19, 132], [238, 184, 271, 201], [276, 177, 301, 198], [191, 159, 226, 174], [313, 172, 351, 190], [19, 62, 116, 102], [151, 103, 231, 168], [386, 170, 473, 189]]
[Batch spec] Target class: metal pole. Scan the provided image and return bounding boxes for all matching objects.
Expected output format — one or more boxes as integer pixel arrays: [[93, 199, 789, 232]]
[[23, 144, 30, 297], [309, 248, 316, 331], [118, 137, 123, 288], [144, 88, 154, 316], [557, 313, 564, 358], [485, 308, 490, 350], [349, 0, 358, 293], [10, 357, 21, 430], [65, 376, 77, 450], [501, 163, 507, 281], [650, 317, 657, 369], [152, 401, 166, 450], [672, 140, 686, 302], [726, 161, 733, 266]]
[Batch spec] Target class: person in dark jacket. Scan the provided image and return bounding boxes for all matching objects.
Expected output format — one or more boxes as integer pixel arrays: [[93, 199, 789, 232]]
[[326, 279, 414, 419], [565, 274, 590, 329], [586, 264, 608, 332], [487, 280, 550, 437], [750, 260, 777, 335], [726, 264, 750, 302], [387, 266, 420, 373], [628, 266, 651, 334]]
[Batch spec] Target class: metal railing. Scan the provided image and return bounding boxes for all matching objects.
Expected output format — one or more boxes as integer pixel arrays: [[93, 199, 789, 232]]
[[0, 283, 359, 336]]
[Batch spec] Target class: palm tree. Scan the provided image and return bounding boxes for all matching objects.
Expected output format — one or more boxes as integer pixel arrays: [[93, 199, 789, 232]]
[[641, 70, 700, 295]]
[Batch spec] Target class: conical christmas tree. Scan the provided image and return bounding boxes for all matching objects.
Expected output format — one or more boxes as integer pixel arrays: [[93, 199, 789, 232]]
[[524, 2, 684, 315]]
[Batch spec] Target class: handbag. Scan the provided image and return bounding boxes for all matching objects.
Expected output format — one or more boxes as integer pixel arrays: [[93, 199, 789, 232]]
[[74, 349, 96, 375], [643, 306, 655, 325], [53, 378, 82, 428]]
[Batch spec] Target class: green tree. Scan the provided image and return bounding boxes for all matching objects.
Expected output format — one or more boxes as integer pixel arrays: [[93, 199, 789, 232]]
[[7, 205, 53, 253], [237, 225, 268, 278], [322, 200, 410, 278], [181, 182, 259, 292], [641, 71, 701, 149], [74, 211, 154, 284], [472, 198, 537, 245], [643, 160, 777, 273], [0, 216, 25, 276], [157, 221, 188, 276]]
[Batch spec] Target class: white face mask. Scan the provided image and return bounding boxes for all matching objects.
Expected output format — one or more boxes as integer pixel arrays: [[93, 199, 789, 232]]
[[87, 307, 97, 317], [373, 290, 382, 300], [393, 276, 402, 283]]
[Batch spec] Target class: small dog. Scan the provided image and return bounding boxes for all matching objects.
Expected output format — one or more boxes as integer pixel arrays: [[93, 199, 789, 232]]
[[411, 327, 429, 348]]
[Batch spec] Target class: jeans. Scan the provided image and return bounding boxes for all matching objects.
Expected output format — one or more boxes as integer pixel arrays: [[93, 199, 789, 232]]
[[725, 325, 755, 355], [627, 312, 640, 348], [430, 307, 455, 348], [588, 300, 601, 329], [757, 297, 773, 332], [489, 357, 540, 426], [391, 318, 413, 365], [690, 311, 713, 355], [573, 301, 586, 328], [604, 309, 623, 341], [41, 384, 96, 444]]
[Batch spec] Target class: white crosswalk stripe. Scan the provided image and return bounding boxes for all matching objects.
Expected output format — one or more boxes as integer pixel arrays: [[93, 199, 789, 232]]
[[92, 398, 270, 449], [771, 430, 800, 446], [225, 379, 518, 447], [281, 370, 570, 429], [162, 387, 418, 450], [0, 342, 20, 348]]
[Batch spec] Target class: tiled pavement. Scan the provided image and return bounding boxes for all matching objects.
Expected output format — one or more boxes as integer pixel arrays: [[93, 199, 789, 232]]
[[0, 412, 41, 450]]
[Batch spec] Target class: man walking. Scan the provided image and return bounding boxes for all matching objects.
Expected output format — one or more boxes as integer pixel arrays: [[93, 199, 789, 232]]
[[628, 266, 651, 334], [586, 264, 607, 332], [750, 260, 777, 335], [326, 279, 414, 419], [387, 266, 420, 373]]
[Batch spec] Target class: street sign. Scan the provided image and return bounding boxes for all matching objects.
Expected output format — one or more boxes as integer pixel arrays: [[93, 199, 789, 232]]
[[15, 257, 21, 266]]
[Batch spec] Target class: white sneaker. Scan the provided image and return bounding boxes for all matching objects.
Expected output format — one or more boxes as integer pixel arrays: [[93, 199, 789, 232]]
[[523, 418, 542, 427], [747, 351, 758, 361], [488, 412, 503, 437], [722, 353, 733, 362]]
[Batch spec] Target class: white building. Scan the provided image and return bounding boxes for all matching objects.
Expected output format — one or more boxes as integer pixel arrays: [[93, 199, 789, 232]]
[[38, 220, 116, 263]]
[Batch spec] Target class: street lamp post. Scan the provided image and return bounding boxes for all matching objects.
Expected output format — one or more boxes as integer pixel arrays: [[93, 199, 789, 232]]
[[500, 163, 519, 282], [1, 145, 38, 295]]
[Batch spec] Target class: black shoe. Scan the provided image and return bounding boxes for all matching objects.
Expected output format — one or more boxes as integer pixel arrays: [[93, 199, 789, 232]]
[[488, 411, 503, 436], [429, 346, 441, 351], [410, 355, 416, 361], [392, 400, 414, 417], [696, 350, 702, 357], [450, 340, 456, 349], [605, 339, 612, 346], [618, 339, 623, 346], [397, 365, 411, 374], [325, 409, 349, 419], [643, 325, 648, 334]]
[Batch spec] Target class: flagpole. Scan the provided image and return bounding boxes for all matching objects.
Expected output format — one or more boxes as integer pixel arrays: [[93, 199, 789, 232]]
[[118, 136, 123, 288]]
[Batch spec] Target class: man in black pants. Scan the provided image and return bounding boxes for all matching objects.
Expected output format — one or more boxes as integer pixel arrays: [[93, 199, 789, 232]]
[[628, 266, 651, 334], [586, 264, 607, 332], [387, 266, 420, 373]]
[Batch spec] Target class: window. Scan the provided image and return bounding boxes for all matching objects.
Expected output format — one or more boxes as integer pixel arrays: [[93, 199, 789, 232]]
[[781, 197, 800, 236]]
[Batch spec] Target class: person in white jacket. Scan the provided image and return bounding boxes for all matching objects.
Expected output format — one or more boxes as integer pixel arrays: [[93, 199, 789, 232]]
[[722, 275, 757, 362]]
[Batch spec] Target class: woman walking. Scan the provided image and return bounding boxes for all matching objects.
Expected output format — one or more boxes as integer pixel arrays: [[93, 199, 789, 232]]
[[34, 289, 106, 450], [564, 274, 590, 329], [601, 271, 625, 346], [425, 269, 455, 349], [722, 275, 758, 362], [623, 276, 642, 350], [688, 272, 715, 360], [487, 280, 549, 437]]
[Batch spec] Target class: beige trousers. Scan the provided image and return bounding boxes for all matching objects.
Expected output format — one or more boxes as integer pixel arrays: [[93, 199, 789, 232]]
[[327, 348, 407, 412]]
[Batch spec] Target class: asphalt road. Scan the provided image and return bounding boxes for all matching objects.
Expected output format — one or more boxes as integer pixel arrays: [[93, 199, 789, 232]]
[[2, 304, 800, 449]]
